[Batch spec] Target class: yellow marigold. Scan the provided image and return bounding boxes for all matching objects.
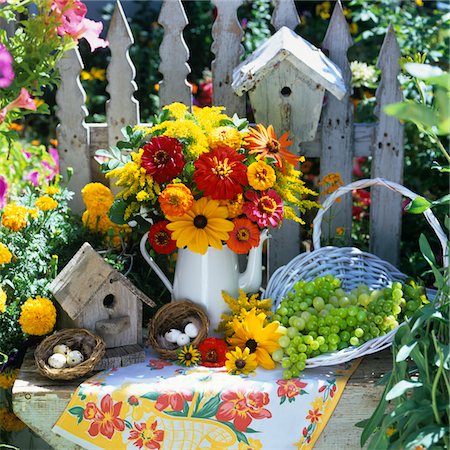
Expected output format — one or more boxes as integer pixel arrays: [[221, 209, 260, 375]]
[[0, 368, 19, 389], [0, 407, 26, 432], [193, 106, 229, 133], [223, 193, 244, 219], [159, 183, 194, 217], [208, 126, 243, 151], [0, 242, 12, 265], [81, 182, 114, 212], [247, 160, 276, 190], [35, 196, 58, 211], [163, 102, 188, 120], [28, 207, 39, 219], [0, 287, 6, 313], [1, 204, 28, 232], [19, 296, 56, 336], [44, 186, 61, 196]]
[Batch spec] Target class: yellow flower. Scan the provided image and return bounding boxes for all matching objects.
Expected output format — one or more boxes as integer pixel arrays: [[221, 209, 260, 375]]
[[166, 197, 234, 254], [136, 190, 151, 202], [316, 1, 331, 19], [416, 0, 423, 5], [238, 438, 263, 450], [44, 186, 61, 196], [225, 346, 257, 375], [0, 242, 12, 265], [386, 426, 396, 437], [336, 227, 345, 236], [28, 207, 39, 219], [208, 126, 243, 151], [81, 182, 114, 213], [35, 196, 58, 211], [228, 309, 282, 370], [80, 70, 92, 81], [193, 106, 229, 132], [31, 139, 41, 146], [311, 396, 324, 411], [349, 22, 358, 35], [1, 203, 28, 232], [0, 368, 19, 389], [159, 183, 194, 217], [222, 193, 244, 219], [0, 287, 6, 313], [247, 160, 276, 190], [164, 102, 188, 120], [177, 345, 202, 367], [19, 296, 56, 336], [0, 407, 26, 432], [91, 67, 106, 81]]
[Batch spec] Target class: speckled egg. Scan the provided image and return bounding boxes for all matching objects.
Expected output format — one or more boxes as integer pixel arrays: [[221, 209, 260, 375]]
[[66, 350, 84, 367], [48, 353, 67, 369], [53, 344, 71, 355]]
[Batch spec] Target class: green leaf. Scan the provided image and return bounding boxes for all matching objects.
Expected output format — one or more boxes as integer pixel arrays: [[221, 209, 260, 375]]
[[95, 149, 113, 158], [164, 410, 186, 417], [141, 392, 159, 401], [280, 395, 286, 405], [385, 380, 423, 401], [431, 194, 450, 207], [396, 341, 418, 362], [194, 393, 221, 418], [405, 196, 432, 214], [124, 419, 133, 429], [419, 234, 437, 266], [404, 425, 448, 450], [108, 199, 129, 225], [68, 406, 85, 424], [383, 101, 439, 131], [404, 63, 444, 80]]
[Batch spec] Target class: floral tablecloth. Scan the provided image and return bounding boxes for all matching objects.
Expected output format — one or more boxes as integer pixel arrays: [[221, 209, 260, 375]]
[[53, 350, 360, 450]]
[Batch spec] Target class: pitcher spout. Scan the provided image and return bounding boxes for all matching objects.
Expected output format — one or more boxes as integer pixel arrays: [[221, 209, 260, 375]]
[[238, 229, 270, 294]]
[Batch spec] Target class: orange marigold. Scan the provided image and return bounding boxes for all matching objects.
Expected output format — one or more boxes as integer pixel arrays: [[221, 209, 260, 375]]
[[35, 196, 58, 211], [159, 184, 194, 217], [1, 204, 28, 232]]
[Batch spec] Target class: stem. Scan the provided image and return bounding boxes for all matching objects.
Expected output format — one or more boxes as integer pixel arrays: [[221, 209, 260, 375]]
[[430, 330, 443, 426], [435, 138, 450, 165]]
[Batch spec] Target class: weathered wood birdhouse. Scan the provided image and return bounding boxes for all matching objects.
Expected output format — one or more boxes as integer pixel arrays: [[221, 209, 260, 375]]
[[232, 26, 347, 143], [50, 242, 155, 350]]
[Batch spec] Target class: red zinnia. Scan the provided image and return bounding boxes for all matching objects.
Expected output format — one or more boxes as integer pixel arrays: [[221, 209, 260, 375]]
[[227, 217, 260, 254], [193, 146, 248, 200], [141, 136, 185, 184], [198, 337, 228, 367], [148, 221, 176, 254]]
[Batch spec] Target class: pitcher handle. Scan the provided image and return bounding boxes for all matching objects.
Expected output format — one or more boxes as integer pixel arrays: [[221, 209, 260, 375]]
[[140, 233, 174, 294]]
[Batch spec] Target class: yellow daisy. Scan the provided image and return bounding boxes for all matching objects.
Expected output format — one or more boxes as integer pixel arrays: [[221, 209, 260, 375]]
[[177, 345, 201, 367], [225, 346, 257, 375], [228, 309, 282, 370], [166, 197, 233, 254]]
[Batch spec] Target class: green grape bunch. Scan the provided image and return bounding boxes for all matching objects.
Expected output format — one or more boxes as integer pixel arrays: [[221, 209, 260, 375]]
[[271, 275, 428, 379]]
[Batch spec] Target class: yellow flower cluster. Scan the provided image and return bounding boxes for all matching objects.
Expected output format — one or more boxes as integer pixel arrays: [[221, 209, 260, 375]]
[[0, 287, 6, 313], [0, 368, 19, 389], [44, 186, 61, 196], [208, 126, 243, 151], [1, 203, 28, 232], [81, 183, 131, 247], [0, 242, 12, 265], [218, 289, 273, 338], [193, 106, 229, 132], [35, 195, 58, 211], [0, 407, 26, 432], [19, 296, 56, 336], [319, 172, 344, 203], [164, 102, 188, 120]]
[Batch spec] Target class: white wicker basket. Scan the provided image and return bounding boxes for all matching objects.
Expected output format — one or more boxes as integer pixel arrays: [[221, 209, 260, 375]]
[[265, 178, 448, 367]]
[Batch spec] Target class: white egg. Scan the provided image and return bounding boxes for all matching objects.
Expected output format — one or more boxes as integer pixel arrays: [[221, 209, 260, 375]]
[[66, 350, 84, 367], [164, 329, 182, 343], [184, 323, 198, 338], [176, 333, 190, 347], [53, 344, 70, 355], [48, 353, 67, 369]]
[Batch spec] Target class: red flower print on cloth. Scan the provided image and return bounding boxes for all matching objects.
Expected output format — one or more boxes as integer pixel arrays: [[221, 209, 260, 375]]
[[318, 379, 337, 401], [306, 408, 322, 424], [276, 379, 308, 404], [215, 390, 271, 432], [128, 419, 164, 449], [147, 359, 173, 370], [154, 390, 193, 412], [83, 394, 125, 439]]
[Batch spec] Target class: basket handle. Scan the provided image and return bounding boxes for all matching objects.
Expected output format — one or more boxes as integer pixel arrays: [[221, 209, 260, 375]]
[[312, 177, 448, 268]]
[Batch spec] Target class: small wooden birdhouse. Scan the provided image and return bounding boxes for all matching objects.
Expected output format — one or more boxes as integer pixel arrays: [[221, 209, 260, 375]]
[[50, 242, 155, 350], [232, 26, 346, 143]]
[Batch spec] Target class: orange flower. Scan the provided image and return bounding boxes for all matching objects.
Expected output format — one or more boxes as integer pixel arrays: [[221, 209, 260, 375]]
[[306, 408, 322, 423], [336, 227, 345, 236], [227, 217, 260, 254], [159, 183, 194, 217], [245, 124, 298, 173]]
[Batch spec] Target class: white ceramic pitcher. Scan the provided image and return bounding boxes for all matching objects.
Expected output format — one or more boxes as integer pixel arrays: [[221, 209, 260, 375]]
[[140, 230, 270, 333]]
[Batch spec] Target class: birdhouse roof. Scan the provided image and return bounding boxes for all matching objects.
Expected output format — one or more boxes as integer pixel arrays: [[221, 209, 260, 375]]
[[232, 26, 346, 100], [49, 242, 155, 320]]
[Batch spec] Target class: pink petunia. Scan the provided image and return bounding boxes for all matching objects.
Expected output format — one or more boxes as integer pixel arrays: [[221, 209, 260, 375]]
[[0, 176, 8, 209], [0, 43, 14, 88]]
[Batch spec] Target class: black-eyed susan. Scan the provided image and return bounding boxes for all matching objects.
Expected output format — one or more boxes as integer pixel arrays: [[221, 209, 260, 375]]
[[228, 309, 282, 370], [177, 345, 201, 367], [225, 346, 257, 375]]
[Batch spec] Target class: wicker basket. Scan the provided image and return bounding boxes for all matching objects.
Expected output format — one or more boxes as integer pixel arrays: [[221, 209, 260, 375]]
[[265, 178, 448, 367], [35, 328, 106, 380], [148, 300, 209, 360]]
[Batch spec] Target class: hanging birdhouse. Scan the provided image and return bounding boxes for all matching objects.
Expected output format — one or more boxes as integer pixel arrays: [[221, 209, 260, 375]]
[[232, 26, 346, 143], [50, 242, 155, 350]]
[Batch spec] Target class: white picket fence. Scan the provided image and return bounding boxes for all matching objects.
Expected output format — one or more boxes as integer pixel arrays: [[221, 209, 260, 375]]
[[55, 0, 404, 272]]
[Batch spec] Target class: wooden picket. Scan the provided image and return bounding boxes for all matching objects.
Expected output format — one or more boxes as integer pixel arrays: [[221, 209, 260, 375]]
[[49, 0, 405, 269]]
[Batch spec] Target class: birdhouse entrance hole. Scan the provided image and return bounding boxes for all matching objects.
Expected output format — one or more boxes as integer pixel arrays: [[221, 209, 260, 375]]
[[280, 86, 291, 97], [103, 294, 116, 309]]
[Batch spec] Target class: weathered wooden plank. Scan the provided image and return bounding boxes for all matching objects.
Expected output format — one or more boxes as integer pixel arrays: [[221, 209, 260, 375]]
[[271, 0, 300, 31], [370, 25, 404, 266], [320, 0, 354, 244], [106, 0, 140, 145], [158, 0, 191, 107], [56, 49, 90, 213], [211, 0, 246, 117]]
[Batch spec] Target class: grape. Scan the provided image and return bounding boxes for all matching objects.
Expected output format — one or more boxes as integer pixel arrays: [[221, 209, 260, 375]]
[[278, 335, 291, 348], [350, 336, 359, 346], [354, 328, 364, 338], [272, 349, 284, 362], [283, 370, 293, 379], [313, 297, 325, 311]]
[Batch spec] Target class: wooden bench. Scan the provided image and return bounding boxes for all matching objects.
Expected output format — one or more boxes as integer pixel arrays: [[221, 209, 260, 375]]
[[12, 349, 391, 450]]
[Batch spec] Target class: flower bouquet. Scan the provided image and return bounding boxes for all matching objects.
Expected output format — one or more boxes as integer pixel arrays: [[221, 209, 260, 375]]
[[99, 103, 318, 255]]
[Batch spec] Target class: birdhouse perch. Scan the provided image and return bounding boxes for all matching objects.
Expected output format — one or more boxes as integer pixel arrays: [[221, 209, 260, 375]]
[[232, 26, 346, 143]]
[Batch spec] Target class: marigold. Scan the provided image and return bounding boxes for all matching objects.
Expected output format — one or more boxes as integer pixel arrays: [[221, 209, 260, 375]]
[[225, 346, 258, 375], [44, 186, 61, 196], [224, 193, 244, 218], [208, 126, 243, 151], [247, 160, 276, 190], [227, 217, 260, 254], [159, 184, 194, 217], [28, 207, 39, 219], [0, 287, 6, 313], [0, 242, 12, 265], [19, 296, 57, 336], [0, 368, 19, 389], [35, 196, 58, 211], [0, 407, 26, 432], [82, 183, 114, 212], [1, 203, 28, 232]]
